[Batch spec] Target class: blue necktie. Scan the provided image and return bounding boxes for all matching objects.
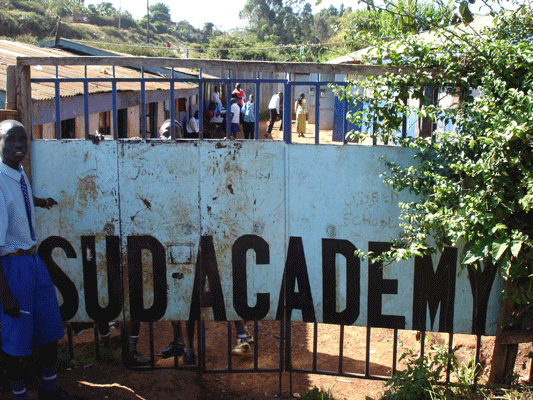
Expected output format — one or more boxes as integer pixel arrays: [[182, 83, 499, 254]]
[[19, 173, 36, 241]]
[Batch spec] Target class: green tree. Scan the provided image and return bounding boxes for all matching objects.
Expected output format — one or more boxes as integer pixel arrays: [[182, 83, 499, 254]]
[[39, 0, 84, 17], [336, 0, 457, 52], [95, 1, 116, 16], [240, 0, 282, 42], [312, 6, 338, 41], [336, 3, 533, 337], [208, 35, 241, 59], [149, 2, 171, 23], [174, 19, 200, 42], [203, 22, 214, 38], [239, 0, 323, 48], [297, 2, 315, 41]]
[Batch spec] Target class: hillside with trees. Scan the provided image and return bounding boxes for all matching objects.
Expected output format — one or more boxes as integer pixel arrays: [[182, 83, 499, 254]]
[[0, 0, 458, 60]]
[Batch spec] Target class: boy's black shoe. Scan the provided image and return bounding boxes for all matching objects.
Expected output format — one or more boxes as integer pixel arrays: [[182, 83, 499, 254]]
[[157, 339, 185, 359]]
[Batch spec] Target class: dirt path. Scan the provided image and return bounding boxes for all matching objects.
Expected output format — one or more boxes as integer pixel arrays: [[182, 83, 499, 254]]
[[6, 313, 531, 399], [13, 321, 531, 400]]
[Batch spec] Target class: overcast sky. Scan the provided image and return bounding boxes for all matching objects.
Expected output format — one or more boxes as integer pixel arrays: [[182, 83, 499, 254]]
[[84, 0, 346, 32]]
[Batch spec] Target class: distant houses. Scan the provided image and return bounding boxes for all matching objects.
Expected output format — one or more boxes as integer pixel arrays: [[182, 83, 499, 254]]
[[0, 39, 211, 138]]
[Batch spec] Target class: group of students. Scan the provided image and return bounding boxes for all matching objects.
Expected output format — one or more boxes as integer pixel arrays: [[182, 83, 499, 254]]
[[180, 83, 256, 140], [214, 83, 256, 139], [96, 318, 254, 368], [177, 84, 309, 141], [267, 91, 308, 137]]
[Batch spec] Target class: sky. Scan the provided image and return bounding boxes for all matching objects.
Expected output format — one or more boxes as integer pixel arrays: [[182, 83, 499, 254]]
[[84, 0, 345, 32]]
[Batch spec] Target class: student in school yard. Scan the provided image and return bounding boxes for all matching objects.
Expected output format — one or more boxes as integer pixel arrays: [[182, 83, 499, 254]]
[[157, 321, 196, 364], [295, 92, 308, 137], [211, 85, 222, 107], [230, 94, 241, 138], [185, 110, 200, 138], [232, 83, 246, 109], [241, 94, 256, 140], [0, 120, 85, 400], [98, 320, 150, 367], [267, 92, 283, 136]]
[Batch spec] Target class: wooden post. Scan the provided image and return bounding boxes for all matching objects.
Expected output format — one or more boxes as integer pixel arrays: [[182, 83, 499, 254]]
[[6, 65, 17, 110], [16, 62, 33, 181], [489, 281, 521, 384]]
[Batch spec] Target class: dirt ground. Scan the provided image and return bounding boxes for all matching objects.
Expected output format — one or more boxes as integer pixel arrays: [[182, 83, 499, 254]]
[[210, 118, 340, 144], [2, 121, 531, 399], [6, 320, 532, 400]]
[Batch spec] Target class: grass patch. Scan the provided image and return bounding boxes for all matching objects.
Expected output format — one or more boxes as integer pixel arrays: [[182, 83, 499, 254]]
[[300, 386, 336, 400]]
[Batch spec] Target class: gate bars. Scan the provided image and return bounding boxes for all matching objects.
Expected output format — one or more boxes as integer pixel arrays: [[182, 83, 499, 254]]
[[17, 57, 485, 396]]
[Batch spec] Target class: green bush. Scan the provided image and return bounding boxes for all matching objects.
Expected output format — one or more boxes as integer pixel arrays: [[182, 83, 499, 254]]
[[0, 11, 21, 36], [0, 0, 46, 13], [300, 386, 336, 400], [152, 21, 168, 34], [382, 346, 479, 400], [85, 13, 117, 28]]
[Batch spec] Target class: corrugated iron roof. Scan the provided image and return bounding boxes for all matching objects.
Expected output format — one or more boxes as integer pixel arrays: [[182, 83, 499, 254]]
[[0, 40, 197, 101], [38, 38, 221, 80]]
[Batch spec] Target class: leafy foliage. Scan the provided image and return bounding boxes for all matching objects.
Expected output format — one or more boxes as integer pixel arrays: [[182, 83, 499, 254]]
[[299, 386, 336, 400], [336, 0, 458, 53], [0, 3, 57, 39], [383, 346, 481, 399], [335, 5, 533, 312]]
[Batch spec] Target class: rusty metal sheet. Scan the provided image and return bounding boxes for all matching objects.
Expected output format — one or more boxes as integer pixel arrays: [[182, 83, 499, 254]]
[[199, 141, 287, 321], [286, 145, 502, 335], [287, 145, 410, 325], [32, 140, 121, 323], [30, 140, 502, 334], [117, 141, 201, 322]]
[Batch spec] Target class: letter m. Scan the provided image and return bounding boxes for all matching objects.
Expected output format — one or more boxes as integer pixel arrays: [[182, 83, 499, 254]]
[[412, 247, 457, 333]]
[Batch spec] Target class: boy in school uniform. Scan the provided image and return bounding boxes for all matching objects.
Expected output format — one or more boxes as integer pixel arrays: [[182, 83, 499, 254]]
[[0, 120, 83, 400]]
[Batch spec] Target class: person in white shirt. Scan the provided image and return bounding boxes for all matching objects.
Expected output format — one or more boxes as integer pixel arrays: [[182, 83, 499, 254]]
[[0, 120, 83, 400], [210, 86, 223, 116], [186, 111, 200, 138], [267, 92, 283, 135], [230, 94, 240, 137]]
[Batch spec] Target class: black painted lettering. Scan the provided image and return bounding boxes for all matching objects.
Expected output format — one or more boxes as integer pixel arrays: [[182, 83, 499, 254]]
[[276, 237, 316, 322], [127, 235, 167, 321], [467, 258, 498, 335], [367, 241, 405, 329], [232, 235, 270, 320], [322, 239, 360, 325], [38, 236, 79, 321], [412, 247, 457, 332], [189, 236, 227, 321], [82, 236, 122, 322]]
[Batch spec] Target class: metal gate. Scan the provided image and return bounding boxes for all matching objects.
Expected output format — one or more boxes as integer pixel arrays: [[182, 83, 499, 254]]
[[11, 56, 504, 395]]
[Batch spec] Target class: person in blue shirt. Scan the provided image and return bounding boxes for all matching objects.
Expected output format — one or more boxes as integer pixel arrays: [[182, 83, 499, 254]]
[[241, 94, 256, 140]]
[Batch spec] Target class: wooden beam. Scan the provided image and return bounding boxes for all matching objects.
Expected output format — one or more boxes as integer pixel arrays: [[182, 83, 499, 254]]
[[497, 329, 533, 345], [16, 63, 32, 131], [489, 281, 521, 384], [0, 110, 20, 121], [16, 56, 434, 77], [16, 62, 33, 182], [6, 65, 17, 110]]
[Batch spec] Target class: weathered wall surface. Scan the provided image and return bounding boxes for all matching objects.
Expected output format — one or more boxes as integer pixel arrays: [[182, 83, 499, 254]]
[[31, 140, 502, 335]]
